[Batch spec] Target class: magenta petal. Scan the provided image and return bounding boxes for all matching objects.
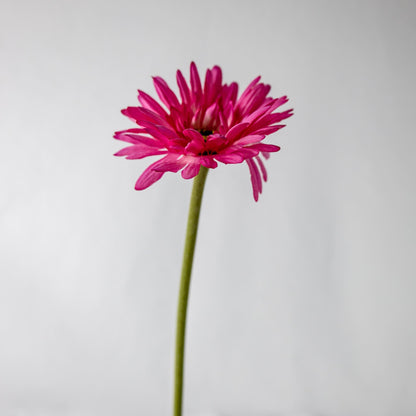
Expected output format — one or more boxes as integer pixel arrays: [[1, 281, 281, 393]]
[[266, 96, 289, 112], [211, 66, 222, 88], [146, 124, 179, 140], [235, 147, 260, 158], [225, 122, 250, 140], [152, 154, 185, 173], [223, 82, 238, 105], [202, 102, 218, 127], [238, 76, 261, 105], [200, 157, 218, 169], [141, 124, 184, 148], [215, 153, 244, 164], [169, 107, 186, 131], [242, 105, 270, 124], [126, 149, 166, 159], [260, 110, 293, 125], [253, 125, 286, 135], [204, 66, 223, 104], [246, 158, 262, 201], [122, 106, 169, 127], [114, 144, 166, 159], [114, 131, 160, 146], [255, 156, 268, 181], [233, 134, 265, 146], [204, 69, 212, 98], [153, 76, 180, 109], [249, 143, 280, 153], [135, 161, 165, 190], [183, 128, 205, 143], [190, 62, 202, 101], [237, 82, 271, 116], [185, 141, 204, 154], [138, 90, 167, 117], [176, 69, 191, 105], [181, 163, 201, 179], [205, 135, 227, 148]]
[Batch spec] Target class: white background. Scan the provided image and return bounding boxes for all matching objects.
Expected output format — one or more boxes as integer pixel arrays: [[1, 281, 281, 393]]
[[1, 1, 415, 415]]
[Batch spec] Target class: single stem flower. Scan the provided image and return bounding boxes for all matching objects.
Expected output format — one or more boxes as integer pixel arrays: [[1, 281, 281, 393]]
[[114, 63, 293, 416]]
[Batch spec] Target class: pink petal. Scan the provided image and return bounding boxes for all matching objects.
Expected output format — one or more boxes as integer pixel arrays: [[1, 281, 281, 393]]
[[234, 147, 260, 159], [215, 153, 244, 164], [260, 110, 294, 125], [204, 65, 222, 104], [149, 124, 179, 140], [114, 145, 166, 160], [153, 76, 180, 109], [141, 125, 178, 147], [246, 158, 262, 201], [170, 107, 186, 131], [152, 154, 186, 173], [183, 128, 205, 143], [114, 130, 162, 146], [190, 62, 202, 102], [224, 101, 235, 126], [238, 76, 261, 105], [211, 66, 222, 89], [266, 96, 289, 113], [237, 83, 271, 117], [176, 69, 191, 105], [135, 160, 165, 190], [218, 109, 229, 131], [253, 125, 286, 135], [222, 82, 238, 105], [183, 130, 206, 154], [205, 135, 227, 148], [191, 108, 204, 130], [255, 156, 268, 182], [241, 104, 270, 124], [138, 90, 168, 117], [200, 157, 218, 169], [201, 102, 218, 128], [246, 110, 293, 134], [181, 163, 201, 179], [126, 149, 167, 159], [185, 141, 204, 155], [122, 106, 169, 127], [233, 134, 265, 146], [238, 84, 271, 116], [204, 69, 212, 99], [225, 122, 250, 140], [249, 143, 280, 153]]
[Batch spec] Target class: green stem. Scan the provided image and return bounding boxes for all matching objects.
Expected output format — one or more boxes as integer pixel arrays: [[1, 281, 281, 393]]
[[173, 166, 209, 416]]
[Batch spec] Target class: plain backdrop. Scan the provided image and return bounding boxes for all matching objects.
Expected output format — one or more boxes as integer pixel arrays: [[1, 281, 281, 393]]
[[0, 1, 415, 415]]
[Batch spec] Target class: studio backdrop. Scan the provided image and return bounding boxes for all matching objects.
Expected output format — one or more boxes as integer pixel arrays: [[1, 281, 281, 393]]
[[0, 1, 415, 415]]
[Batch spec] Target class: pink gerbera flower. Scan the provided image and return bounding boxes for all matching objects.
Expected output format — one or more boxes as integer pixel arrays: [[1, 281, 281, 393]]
[[114, 62, 293, 201]]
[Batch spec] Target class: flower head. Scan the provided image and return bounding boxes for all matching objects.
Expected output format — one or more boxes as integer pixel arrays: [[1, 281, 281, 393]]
[[114, 62, 293, 201]]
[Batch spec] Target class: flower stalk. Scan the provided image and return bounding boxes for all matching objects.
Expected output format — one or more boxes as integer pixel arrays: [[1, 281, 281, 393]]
[[174, 166, 209, 416]]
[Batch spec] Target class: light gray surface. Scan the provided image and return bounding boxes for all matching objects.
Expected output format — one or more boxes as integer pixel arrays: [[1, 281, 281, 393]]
[[1, 1, 415, 415]]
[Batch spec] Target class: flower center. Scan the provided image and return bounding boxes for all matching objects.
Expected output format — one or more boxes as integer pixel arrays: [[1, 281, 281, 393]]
[[200, 150, 218, 156], [199, 129, 213, 136]]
